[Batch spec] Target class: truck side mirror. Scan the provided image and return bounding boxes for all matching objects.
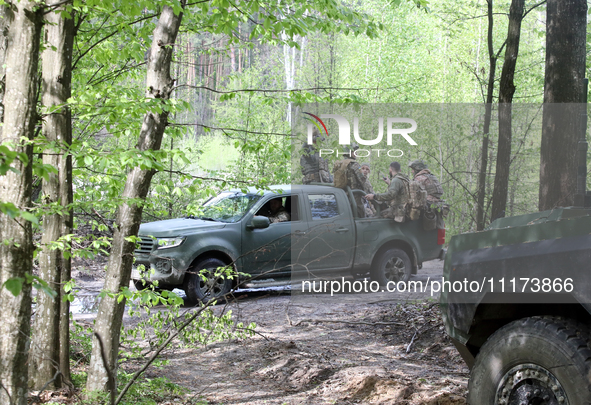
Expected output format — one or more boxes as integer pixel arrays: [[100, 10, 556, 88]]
[[248, 216, 270, 229]]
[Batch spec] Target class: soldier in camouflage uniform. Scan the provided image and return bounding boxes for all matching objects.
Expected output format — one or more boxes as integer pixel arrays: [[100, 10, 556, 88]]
[[334, 145, 367, 217], [268, 198, 290, 223], [360, 163, 374, 194], [360, 163, 376, 217], [366, 162, 410, 222], [301, 129, 332, 184], [408, 160, 443, 203]]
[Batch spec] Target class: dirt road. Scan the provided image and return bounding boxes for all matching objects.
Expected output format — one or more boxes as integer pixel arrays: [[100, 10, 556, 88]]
[[119, 260, 469, 405]]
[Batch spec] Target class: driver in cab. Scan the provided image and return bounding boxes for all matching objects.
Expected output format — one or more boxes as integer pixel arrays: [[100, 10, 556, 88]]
[[258, 198, 290, 223]]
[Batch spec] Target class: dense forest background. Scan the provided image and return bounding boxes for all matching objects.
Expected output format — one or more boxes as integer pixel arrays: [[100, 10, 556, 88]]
[[73, 0, 552, 237]]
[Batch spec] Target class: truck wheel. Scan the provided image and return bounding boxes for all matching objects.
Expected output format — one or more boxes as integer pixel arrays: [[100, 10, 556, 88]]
[[468, 317, 591, 405], [371, 248, 411, 284], [183, 258, 232, 305]]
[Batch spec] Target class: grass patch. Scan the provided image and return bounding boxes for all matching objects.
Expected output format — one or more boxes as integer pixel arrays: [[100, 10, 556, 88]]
[[71, 369, 196, 404]]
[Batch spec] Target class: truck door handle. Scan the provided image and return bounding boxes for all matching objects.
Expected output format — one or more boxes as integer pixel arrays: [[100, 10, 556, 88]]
[[335, 227, 349, 233], [294, 230, 307, 235]]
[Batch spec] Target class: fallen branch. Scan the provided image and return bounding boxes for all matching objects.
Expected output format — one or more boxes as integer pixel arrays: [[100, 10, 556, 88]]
[[406, 330, 418, 353], [31, 370, 62, 403], [234, 326, 273, 341], [292, 318, 404, 327]]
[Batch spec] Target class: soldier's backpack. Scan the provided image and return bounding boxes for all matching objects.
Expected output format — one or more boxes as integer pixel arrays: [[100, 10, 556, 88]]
[[333, 159, 354, 189], [418, 172, 444, 200], [406, 180, 428, 221]]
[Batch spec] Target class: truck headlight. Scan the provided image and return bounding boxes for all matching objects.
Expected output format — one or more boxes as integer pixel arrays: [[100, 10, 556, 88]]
[[157, 237, 185, 249]]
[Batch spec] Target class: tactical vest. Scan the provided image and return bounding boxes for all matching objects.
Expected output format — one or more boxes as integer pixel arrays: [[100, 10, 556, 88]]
[[333, 159, 354, 189], [390, 174, 410, 221], [407, 180, 428, 220], [300, 153, 320, 175], [416, 172, 443, 199]]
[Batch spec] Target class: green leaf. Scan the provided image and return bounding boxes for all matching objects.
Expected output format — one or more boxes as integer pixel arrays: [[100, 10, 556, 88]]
[[0, 202, 20, 219], [4, 277, 24, 296], [20, 211, 39, 225]]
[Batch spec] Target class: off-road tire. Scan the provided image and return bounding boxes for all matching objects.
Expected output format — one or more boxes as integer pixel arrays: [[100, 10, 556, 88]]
[[468, 316, 591, 405], [183, 258, 232, 305], [371, 248, 412, 285]]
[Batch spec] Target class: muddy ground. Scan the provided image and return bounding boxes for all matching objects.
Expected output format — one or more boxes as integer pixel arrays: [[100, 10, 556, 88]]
[[71, 259, 468, 405]]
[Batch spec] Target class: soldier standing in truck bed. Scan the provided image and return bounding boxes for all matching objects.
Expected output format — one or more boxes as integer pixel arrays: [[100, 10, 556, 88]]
[[301, 128, 332, 184], [409, 160, 443, 203], [365, 161, 410, 222], [360, 163, 376, 217], [333, 144, 366, 217]]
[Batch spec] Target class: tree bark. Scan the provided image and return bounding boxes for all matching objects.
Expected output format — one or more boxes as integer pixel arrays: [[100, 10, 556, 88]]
[[476, 0, 497, 230], [0, 2, 43, 404], [86, 1, 186, 393], [0, 5, 10, 132], [28, 8, 75, 390], [490, 0, 525, 221], [539, 0, 587, 210]]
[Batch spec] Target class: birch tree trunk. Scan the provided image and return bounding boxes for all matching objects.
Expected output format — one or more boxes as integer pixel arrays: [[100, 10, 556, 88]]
[[28, 8, 75, 389], [490, 0, 525, 221], [86, 1, 186, 393], [0, 1, 42, 404]]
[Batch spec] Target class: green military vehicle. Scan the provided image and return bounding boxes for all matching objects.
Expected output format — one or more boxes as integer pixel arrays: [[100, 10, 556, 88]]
[[441, 208, 591, 404], [132, 184, 444, 303]]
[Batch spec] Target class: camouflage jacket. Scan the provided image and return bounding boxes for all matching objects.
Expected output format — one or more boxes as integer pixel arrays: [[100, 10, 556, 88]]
[[346, 160, 367, 190], [414, 169, 443, 202], [269, 207, 290, 224], [375, 173, 410, 207], [363, 178, 374, 194], [301, 145, 331, 183]]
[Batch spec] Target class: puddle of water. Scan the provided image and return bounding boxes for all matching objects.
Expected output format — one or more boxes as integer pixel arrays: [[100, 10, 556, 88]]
[[70, 294, 101, 314]]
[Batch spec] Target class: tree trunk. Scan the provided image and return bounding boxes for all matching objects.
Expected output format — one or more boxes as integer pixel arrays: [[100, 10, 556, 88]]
[[0, 4, 10, 132], [29, 8, 75, 389], [0, 2, 42, 404], [539, 0, 587, 210], [490, 0, 525, 221], [476, 0, 500, 230], [86, 2, 186, 394]]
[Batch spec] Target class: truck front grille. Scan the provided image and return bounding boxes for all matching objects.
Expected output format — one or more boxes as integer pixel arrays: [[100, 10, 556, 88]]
[[135, 236, 155, 254]]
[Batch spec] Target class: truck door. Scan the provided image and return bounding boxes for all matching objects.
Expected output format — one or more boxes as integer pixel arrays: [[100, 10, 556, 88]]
[[301, 192, 355, 272], [241, 194, 301, 278]]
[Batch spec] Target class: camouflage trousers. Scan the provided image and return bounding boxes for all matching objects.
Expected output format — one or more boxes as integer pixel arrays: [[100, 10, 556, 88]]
[[380, 205, 406, 223], [302, 170, 331, 184], [302, 173, 320, 184]]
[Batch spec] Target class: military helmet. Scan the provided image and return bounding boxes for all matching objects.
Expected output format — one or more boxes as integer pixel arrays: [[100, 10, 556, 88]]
[[409, 159, 427, 171]]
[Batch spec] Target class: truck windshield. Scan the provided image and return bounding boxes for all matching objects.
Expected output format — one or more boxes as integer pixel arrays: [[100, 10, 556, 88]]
[[199, 192, 261, 223]]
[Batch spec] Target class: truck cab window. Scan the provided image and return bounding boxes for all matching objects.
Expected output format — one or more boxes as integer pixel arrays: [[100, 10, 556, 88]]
[[308, 194, 339, 220]]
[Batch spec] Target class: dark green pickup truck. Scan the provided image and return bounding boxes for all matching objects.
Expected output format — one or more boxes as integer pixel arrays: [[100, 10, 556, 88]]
[[132, 184, 444, 303]]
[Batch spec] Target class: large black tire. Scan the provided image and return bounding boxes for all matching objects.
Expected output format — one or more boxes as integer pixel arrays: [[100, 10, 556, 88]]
[[183, 258, 232, 305], [371, 248, 412, 285], [468, 317, 591, 405]]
